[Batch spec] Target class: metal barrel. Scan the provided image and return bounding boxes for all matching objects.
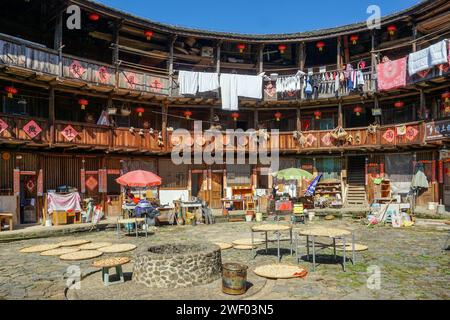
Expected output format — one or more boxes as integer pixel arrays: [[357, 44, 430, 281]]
[[222, 263, 248, 295]]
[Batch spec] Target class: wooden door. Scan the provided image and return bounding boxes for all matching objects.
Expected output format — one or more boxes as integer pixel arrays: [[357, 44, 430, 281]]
[[210, 172, 223, 209], [196, 171, 209, 203]]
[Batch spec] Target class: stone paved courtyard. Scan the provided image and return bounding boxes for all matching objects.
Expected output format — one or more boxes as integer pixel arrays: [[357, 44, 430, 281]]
[[0, 219, 449, 300]]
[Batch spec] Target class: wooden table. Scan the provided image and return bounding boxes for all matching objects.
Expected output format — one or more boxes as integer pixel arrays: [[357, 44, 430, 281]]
[[0, 213, 13, 231], [251, 224, 293, 262], [295, 227, 355, 272]]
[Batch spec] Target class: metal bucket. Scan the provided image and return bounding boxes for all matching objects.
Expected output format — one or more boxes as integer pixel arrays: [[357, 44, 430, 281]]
[[222, 263, 248, 295]]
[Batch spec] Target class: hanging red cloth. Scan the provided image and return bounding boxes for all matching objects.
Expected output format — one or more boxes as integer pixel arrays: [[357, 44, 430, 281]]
[[377, 57, 407, 91]]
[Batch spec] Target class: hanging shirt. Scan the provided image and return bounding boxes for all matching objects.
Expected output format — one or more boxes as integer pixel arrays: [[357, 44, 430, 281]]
[[178, 70, 199, 95]]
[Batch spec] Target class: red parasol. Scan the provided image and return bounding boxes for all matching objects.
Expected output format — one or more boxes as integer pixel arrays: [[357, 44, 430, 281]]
[[116, 170, 162, 187]]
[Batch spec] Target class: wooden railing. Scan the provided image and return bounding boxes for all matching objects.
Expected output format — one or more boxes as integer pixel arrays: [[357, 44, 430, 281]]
[[0, 114, 51, 144], [54, 121, 111, 147]]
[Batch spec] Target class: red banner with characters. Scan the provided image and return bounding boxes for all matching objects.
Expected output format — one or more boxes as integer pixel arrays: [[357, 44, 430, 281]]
[[13, 169, 20, 196], [80, 169, 86, 193]]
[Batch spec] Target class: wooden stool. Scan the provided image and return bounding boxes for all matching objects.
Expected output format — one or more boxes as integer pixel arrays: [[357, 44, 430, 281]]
[[0, 213, 13, 231], [92, 257, 130, 286]]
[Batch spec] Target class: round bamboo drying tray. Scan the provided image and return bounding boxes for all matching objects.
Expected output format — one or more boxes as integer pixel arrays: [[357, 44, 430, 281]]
[[233, 245, 255, 250], [20, 244, 61, 253], [40, 248, 81, 256], [297, 227, 351, 238], [254, 264, 308, 279], [92, 257, 130, 268], [78, 242, 113, 250], [232, 238, 265, 246], [60, 250, 103, 261], [58, 239, 91, 247], [252, 224, 291, 232], [336, 243, 368, 252], [98, 244, 137, 253], [213, 242, 233, 250]]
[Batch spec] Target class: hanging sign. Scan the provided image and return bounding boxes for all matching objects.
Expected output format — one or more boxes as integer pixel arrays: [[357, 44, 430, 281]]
[[149, 78, 163, 92], [124, 72, 136, 89], [85, 175, 98, 191], [13, 169, 20, 196], [69, 60, 86, 79], [26, 179, 35, 192], [23, 120, 42, 139], [61, 125, 79, 142], [382, 128, 395, 144], [0, 118, 8, 134], [97, 66, 110, 84], [438, 160, 444, 184], [405, 126, 419, 141]]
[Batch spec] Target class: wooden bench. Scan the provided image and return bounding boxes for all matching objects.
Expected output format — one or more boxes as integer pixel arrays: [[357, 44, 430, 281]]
[[0, 213, 13, 231]]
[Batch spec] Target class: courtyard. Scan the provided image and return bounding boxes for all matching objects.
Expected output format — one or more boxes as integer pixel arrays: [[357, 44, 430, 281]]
[[0, 219, 448, 300]]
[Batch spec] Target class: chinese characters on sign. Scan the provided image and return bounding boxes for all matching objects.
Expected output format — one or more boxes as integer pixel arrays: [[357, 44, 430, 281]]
[[23, 120, 42, 139], [69, 60, 86, 79], [61, 125, 79, 142]]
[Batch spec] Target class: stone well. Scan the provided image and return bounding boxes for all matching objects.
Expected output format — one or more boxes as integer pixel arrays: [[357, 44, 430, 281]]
[[132, 242, 222, 289]]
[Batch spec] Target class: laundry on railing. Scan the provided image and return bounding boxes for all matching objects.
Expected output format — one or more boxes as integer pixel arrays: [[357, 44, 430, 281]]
[[276, 74, 303, 94], [178, 70, 220, 95], [220, 73, 263, 110], [377, 57, 407, 91], [408, 39, 448, 76]]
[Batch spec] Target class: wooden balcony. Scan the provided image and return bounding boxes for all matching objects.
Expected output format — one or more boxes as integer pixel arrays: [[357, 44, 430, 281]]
[[0, 114, 51, 146]]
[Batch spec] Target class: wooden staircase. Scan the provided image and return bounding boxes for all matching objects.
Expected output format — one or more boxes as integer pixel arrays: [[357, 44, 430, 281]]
[[345, 157, 367, 207]]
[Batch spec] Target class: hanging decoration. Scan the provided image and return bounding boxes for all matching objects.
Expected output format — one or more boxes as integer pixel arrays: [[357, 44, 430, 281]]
[[274, 112, 282, 122], [353, 105, 363, 116], [5, 86, 18, 98], [237, 44, 246, 53], [316, 42, 325, 52], [314, 111, 322, 120], [88, 13, 100, 22], [231, 112, 240, 122], [278, 44, 287, 54], [394, 101, 405, 109], [23, 120, 42, 139], [136, 107, 145, 117], [387, 25, 397, 37], [144, 30, 154, 41], [78, 98, 89, 110], [350, 35, 359, 45], [183, 111, 193, 120]]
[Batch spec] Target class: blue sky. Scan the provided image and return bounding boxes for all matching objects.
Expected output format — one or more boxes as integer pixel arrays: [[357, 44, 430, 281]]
[[96, 0, 421, 34]]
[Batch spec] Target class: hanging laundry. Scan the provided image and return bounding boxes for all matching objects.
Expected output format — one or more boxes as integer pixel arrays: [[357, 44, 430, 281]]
[[178, 70, 199, 95], [408, 40, 448, 75], [220, 74, 262, 110], [198, 72, 219, 93], [276, 75, 302, 93], [377, 57, 407, 91]]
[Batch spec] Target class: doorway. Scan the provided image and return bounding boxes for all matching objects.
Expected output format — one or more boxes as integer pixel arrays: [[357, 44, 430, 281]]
[[20, 174, 37, 224], [210, 171, 224, 209]]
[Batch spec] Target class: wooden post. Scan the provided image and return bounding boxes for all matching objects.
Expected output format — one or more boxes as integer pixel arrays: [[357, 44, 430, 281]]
[[49, 87, 55, 145], [112, 22, 120, 90], [53, 10, 63, 50], [343, 36, 350, 65], [209, 106, 215, 127], [412, 23, 418, 52], [169, 36, 177, 96], [216, 41, 222, 74], [162, 101, 169, 148], [374, 95, 381, 124], [254, 109, 259, 129], [296, 108, 301, 131], [258, 44, 265, 74], [338, 102, 343, 127], [337, 36, 342, 69], [297, 42, 306, 71], [371, 31, 377, 92]]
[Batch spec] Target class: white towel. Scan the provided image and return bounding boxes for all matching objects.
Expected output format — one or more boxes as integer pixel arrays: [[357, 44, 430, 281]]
[[409, 40, 448, 75], [178, 70, 199, 95], [198, 72, 219, 93], [236, 74, 263, 99], [220, 73, 239, 110]]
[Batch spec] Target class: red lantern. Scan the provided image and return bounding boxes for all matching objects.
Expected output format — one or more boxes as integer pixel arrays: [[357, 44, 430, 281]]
[[136, 107, 145, 117], [353, 105, 363, 116], [231, 112, 240, 122], [316, 42, 325, 52], [5, 86, 18, 98], [278, 44, 287, 54], [274, 112, 282, 122], [314, 111, 322, 120], [442, 91, 450, 103], [237, 44, 246, 53], [78, 99, 88, 110], [88, 13, 100, 22], [350, 35, 359, 45], [144, 30, 154, 41], [184, 111, 193, 120], [394, 101, 405, 109], [387, 25, 397, 36]]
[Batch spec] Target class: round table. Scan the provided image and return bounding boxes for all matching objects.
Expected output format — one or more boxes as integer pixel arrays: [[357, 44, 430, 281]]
[[295, 227, 355, 272], [251, 224, 293, 262]]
